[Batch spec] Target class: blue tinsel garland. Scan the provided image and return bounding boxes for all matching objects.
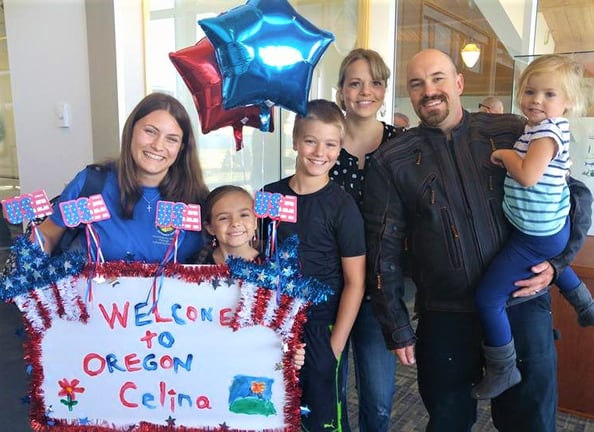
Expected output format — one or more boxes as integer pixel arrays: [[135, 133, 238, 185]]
[[226, 234, 333, 305], [0, 235, 86, 302]]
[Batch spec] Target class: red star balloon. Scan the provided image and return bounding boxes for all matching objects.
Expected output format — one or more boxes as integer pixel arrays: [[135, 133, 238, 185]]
[[169, 37, 273, 150]]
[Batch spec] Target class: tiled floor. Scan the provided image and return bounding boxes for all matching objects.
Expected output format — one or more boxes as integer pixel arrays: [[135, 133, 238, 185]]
[[346, 355, 594, 431], [345, 278, 594, 431]]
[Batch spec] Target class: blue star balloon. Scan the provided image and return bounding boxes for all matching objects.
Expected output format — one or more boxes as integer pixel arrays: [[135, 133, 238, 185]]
[[198, 0, 334, 124]]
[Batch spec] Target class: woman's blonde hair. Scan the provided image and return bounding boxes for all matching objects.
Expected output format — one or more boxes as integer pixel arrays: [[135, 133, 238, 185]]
[[516, 54, 588, 117], [336, 48, 391, 111]]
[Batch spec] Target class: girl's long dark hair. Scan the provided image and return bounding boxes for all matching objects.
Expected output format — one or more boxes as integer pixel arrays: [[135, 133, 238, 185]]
[[116, 92, 209, 218]]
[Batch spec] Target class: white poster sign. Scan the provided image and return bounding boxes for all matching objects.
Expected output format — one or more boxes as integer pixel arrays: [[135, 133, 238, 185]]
[[13, 262, 308, 432]]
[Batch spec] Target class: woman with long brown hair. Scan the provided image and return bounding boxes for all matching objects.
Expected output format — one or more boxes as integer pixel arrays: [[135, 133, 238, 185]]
[[38, 92, 209, 263]]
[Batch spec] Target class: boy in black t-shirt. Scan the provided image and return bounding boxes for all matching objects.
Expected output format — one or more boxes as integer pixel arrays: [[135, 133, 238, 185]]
[[262, 99, 366, 432]]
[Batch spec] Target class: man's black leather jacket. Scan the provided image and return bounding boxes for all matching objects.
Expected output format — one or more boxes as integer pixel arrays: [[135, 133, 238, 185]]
[[363, 111, 593, 350]]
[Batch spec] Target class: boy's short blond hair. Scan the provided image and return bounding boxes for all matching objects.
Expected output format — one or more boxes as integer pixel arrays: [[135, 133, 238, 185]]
[[292, 99, 347, 144]]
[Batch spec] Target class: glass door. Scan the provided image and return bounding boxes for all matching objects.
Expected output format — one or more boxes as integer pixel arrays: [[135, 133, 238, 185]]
[[0, 1, 20, 259], [0, 2, 18, 200]]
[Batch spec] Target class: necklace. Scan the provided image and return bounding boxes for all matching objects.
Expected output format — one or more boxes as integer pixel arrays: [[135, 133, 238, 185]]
[[141, 191, 160, 212]]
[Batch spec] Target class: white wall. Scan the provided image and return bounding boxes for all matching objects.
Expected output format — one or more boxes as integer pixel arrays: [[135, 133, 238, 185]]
[[3, 0, 144, 199], [5, 0, 94, 198]]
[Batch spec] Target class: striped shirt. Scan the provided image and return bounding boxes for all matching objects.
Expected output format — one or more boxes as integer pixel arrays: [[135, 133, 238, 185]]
[[502, 117, 571, 236]]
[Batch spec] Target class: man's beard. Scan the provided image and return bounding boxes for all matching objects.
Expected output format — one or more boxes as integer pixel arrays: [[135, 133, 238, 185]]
[[422, 108, 449, 128], [418, 95, 448, 127]]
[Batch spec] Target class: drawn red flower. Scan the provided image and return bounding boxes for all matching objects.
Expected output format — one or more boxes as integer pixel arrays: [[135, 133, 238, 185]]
[[58, 378, 85, 400]]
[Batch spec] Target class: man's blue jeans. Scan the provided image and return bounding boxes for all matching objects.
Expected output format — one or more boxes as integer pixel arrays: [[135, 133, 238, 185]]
[[350, 299, 397, 432], [415, 294, 557, 431]]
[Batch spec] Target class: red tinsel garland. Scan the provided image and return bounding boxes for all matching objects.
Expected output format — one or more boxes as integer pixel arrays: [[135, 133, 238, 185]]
[[51, 282, 66, 318], [29, 289, 52, 331], [79, 262, 229, 282], [269, 295, 291, 331], [251, 288, 273, 325]]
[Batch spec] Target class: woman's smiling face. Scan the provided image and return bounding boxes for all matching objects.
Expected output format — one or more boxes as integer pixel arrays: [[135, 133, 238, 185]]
[[131, 109, 183, 186]]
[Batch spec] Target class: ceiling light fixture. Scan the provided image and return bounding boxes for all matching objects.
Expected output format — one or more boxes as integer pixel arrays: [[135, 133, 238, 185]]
[[461, 42, 480, 68]]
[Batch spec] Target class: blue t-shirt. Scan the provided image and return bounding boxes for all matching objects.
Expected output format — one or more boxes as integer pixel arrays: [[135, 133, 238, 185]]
[[49, 166, 203, 263]]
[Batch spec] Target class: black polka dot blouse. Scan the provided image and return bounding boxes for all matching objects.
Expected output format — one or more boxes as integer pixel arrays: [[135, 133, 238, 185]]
[[330, 122, 403, 209]]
